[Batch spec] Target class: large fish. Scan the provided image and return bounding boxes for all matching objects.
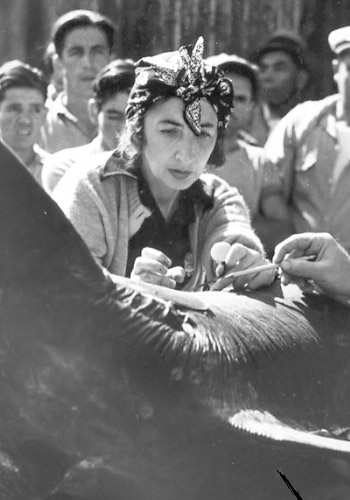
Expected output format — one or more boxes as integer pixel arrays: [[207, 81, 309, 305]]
[[1, 140, 350, 499]]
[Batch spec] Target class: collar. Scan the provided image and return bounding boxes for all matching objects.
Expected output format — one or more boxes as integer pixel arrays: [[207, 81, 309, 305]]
[[99, 151, 137, 181], [51, 92, 79, 123], [100, 153, 214, 209], [130, 165, 213, 211]]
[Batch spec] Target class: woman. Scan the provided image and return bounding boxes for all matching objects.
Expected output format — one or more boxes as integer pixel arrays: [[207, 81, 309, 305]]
[[53, 38, 274, 291]]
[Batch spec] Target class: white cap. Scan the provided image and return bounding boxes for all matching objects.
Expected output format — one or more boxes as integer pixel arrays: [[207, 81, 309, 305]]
[[328, 26, 350, 56]]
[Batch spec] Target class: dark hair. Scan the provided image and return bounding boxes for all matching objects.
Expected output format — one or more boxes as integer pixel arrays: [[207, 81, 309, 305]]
[[117, 100, 226, 170], [52, 10, 116, 57], [251, 30, 308, 71], [93, 59, 135, 111], [217, 62, 259, 102], [0, 60, 47, 102]]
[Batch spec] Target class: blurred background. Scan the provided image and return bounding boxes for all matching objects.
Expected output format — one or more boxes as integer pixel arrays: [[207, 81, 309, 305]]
[[1, 0, 350, 100]]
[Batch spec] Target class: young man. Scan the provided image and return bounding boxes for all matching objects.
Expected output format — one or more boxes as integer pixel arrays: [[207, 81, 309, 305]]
[[42, 59, 135, 193], [257, 25, 350, 256], [53, 38, 274, 292], [42, 9, 115, 153], [206, 53, 264, 216], [250, 30, 309, 144], [0, 60, 48, 185]]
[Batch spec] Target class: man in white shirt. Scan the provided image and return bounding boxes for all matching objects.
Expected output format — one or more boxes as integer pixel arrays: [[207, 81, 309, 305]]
[[42, 10, 115, 153]]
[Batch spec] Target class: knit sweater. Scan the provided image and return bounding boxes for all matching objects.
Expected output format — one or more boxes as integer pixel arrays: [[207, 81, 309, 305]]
[[53, 151, 265, 291]]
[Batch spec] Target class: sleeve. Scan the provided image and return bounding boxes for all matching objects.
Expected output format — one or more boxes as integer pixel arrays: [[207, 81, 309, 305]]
[[260, 107, 299, 202], [52, 167, 110, 267], [197, 174, 265, 279], [41, 150, 77, 194]]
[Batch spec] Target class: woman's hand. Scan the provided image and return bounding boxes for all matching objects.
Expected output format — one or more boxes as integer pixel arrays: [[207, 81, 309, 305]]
[[211, 242, 275, 291], [130, 247, 185, 289]]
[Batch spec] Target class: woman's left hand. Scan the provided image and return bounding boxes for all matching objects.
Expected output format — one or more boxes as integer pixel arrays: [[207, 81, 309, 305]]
[[211, 242, 275, 291]]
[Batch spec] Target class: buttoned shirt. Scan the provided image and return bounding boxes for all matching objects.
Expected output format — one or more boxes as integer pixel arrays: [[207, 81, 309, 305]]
[[214, 138, 265, 217], [41, 92, 96, 154], [25, 144, 50, 187], [126, 165, 213, 287], [42, 137, 107, 193], [261, 94, 350, 251]]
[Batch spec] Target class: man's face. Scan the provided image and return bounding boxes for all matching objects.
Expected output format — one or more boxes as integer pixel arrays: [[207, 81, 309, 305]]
[[258, 50, 301, 105], [0, 87, 46, 153], [225, 72, 254, 131], [97, 90, 129, 149], [333, 52, 350, 105], [59, 26, 111, 98]]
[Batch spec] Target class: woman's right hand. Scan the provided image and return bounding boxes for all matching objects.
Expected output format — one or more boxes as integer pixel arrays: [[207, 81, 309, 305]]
[[130, 247, 185, 289]]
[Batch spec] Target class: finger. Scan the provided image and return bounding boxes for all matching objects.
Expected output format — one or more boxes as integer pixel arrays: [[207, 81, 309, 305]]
[[247, 268, 276, 290], [272, 233, 327, 264], [224, 243, 248, 268], [167, 266, 186, 283], [141, 247, 172, 267], [210, 274, 236, 291], [280, 259, 319, 280], [215, 262, 225, 278], [131, 271, 176, 289], [133, 256, 169, 276]]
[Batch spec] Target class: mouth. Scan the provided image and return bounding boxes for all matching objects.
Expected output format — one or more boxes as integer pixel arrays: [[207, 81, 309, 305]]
[[168, 169, 192, 180], [17, 129, 32, 136], [80, 76, 95, 82]]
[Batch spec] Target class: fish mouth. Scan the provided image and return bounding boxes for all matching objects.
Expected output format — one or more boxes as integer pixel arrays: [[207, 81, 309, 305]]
[[228, 409, 350, 455]]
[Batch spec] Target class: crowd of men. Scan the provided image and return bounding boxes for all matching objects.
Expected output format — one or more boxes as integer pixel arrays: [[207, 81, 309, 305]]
[[3, 9, 350, 302]]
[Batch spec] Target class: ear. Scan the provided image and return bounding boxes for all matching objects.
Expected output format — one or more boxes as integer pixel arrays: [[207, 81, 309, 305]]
[[332, 58, 340, 85], [53, 53, 63, 76], [88, 98, 99, 125], [296, 68, 309, 91]]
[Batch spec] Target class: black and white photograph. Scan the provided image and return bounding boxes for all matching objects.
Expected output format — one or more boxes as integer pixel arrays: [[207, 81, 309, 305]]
[[1, 1, 350, 498]]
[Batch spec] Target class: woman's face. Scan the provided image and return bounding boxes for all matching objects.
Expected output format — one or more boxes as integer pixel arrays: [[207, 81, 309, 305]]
[[141, 97, 217, 199]]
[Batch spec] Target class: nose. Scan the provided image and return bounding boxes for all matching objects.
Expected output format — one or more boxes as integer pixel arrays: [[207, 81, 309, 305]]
[[18, 110, 32, 125], [260, 67, 274, 85], [175, 131, 196, 165], [82, 51, 93, 68]]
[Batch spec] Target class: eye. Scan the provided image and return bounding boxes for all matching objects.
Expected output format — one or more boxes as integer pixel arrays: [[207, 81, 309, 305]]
[[160, 128, 177, 136], [106, 111, 124, 121], [200, 129, 214, 139], [92, 46, 108, 56], [234, 95, 249, 104], [6, 104, 22, 113], [68, 48, 83, 57], [32, 105, 43, 114]]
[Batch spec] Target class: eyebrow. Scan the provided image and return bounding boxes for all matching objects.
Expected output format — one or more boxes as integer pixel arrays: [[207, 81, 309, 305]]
[[158, 119, 181, 127], [158, 118, 216, 128], [67, 42, 107, 51]]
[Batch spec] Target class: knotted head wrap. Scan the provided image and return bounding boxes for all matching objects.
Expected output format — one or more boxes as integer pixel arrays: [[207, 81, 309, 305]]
[[126, 37, 234, 136]]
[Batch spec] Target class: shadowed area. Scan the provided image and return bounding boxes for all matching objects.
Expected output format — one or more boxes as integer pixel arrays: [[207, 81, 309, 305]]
[[1, 140, 350, 499]]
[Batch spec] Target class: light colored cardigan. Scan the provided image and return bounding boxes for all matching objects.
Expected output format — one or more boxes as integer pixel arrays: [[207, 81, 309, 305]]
[[53, 151, 265, 291]]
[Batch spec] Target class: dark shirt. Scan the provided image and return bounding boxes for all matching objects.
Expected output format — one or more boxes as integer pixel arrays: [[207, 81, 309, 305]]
[[126, 167, 213, 288]]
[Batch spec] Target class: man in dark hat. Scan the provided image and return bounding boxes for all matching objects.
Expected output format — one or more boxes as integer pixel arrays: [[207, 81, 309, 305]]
[[256, 25, 350, 256], [205, 53, 264, 217], [250, 30, 309, 144]]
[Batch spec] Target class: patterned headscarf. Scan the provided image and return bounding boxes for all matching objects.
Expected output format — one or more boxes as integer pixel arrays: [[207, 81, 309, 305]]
[[126, 37, 234, 136]]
